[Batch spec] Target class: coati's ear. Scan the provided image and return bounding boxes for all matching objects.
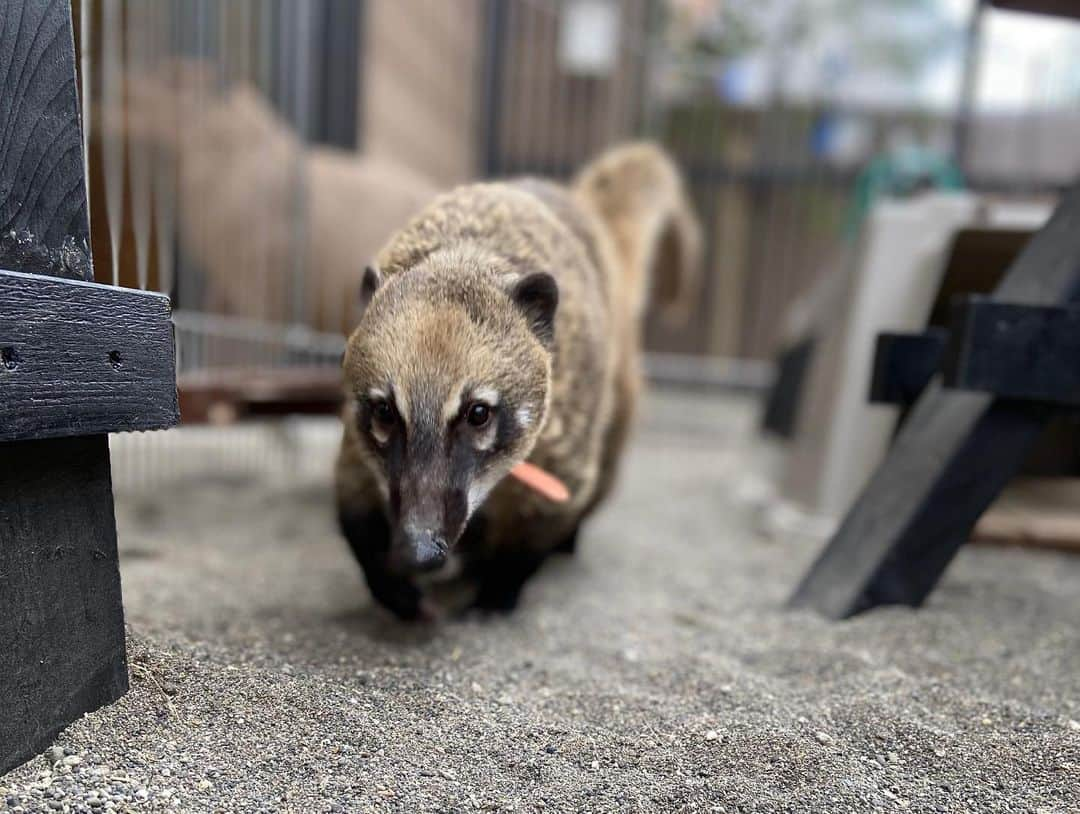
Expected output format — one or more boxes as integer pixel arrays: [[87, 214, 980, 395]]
[[357, 265, 382, 319], [509, 271, 559, 347]]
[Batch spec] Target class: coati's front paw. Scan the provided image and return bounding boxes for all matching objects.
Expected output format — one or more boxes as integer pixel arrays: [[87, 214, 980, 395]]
[[552, 525, 580, 555], [366, 572, 429, 621], [471, 584, 525, 614], [468, 549, 547, 614]]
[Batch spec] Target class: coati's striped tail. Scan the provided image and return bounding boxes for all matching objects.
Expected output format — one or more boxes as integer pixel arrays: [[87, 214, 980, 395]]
[[573, 142, 702, 321]]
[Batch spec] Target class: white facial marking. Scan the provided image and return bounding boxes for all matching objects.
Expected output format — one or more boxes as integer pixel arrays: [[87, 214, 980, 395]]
[[472, 386, 500, 407], [473, 427, 497, 452], [516, 405, 533, 427], [442, 390, 463, 425], [467, 470, 503, 514], [371, 423, 391, 446], [367, 387, 394, 445]]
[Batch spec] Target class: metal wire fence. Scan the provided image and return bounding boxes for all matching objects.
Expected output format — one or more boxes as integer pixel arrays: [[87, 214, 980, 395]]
[[70, 0, 1080, 486]]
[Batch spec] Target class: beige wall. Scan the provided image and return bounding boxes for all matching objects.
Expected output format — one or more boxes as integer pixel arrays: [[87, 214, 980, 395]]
[[361, 0, 483, 188]]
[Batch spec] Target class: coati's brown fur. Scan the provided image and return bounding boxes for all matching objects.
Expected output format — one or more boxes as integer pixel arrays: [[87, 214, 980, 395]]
[[337, 143, 701, 618]]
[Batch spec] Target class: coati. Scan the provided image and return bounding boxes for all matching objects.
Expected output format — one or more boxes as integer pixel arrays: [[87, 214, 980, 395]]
[[336, 143, 701, 619]]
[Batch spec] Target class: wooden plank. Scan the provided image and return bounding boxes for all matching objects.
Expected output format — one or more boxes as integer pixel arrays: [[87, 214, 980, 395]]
[[0, 434, 127, 776], [0, 268, 179, 441], [177, 367, 342, 423], [0, 0, 93, 281], [946, 297, 1080, 405], [790, 183, 1080, 618], [974, 478, 1080, 553]]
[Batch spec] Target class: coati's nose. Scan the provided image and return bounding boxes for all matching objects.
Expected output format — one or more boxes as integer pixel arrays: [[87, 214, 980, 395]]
[[390, 529, 448, 573]]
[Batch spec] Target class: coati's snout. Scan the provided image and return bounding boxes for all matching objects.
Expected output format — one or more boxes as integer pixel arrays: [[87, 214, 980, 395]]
[[342, 254, 558, 574], [383, 445, 468, 574]]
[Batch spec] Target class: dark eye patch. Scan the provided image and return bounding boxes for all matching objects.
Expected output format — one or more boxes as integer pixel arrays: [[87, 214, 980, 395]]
[[490, 398, 524, 455]]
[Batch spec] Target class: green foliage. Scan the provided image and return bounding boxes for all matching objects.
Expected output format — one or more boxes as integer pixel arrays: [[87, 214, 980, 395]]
[[658, 0, 964, 83]]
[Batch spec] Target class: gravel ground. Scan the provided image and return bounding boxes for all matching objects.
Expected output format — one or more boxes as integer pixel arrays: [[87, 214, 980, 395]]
[[2, 391, 1078, 813]]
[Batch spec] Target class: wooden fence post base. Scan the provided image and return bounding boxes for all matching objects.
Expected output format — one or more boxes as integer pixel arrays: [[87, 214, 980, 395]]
[[0, 435, 128, 776]]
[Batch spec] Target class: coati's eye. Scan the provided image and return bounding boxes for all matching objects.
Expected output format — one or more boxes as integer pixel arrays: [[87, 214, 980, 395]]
[[370, 399, 395, 427], [465, 402, 492, 428]]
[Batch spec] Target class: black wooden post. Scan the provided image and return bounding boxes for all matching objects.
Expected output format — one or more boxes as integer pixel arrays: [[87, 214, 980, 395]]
[[0, 0, 178, 775], [790, 183, 1080, 619]]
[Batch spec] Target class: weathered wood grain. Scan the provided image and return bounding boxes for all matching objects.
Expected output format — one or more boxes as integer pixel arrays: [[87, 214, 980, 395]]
[[790, 182, 1080, 618], [0, 268, 179, 441], [0, 434, 127, 777], [0, 0, 93, 281]]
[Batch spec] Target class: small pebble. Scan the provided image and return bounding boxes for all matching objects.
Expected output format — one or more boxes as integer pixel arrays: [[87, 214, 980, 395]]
[[704, 730, 719, 742], [814, 731, 832, 745], [45, 747, 65, 765]]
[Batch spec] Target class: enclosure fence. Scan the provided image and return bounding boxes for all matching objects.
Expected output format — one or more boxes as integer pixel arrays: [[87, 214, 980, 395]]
[[70, 0, 1080, 487]]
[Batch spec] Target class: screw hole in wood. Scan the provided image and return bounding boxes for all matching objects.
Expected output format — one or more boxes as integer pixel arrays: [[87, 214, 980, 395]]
[[108, 350, 123, 370], [1, 347, 17, 371]]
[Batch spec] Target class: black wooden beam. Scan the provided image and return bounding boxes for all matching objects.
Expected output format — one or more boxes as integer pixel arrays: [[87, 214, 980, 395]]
[[991, 0, 1080, 19], [0, 434, 127, 776], [869, 329, 947, 406], [0, 0, 173, 777], [790, 182, 1080, 618], [946, 297, 1080, 405], [762, 338, 814, 438], [0, 269, 179, 442]]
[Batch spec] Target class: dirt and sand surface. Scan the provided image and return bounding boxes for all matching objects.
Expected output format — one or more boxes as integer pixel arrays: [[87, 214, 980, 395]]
[[2, 392, 1078, 813]]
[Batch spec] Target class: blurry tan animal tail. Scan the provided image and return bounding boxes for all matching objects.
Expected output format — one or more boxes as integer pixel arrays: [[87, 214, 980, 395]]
[[573, 142, 702, 322]]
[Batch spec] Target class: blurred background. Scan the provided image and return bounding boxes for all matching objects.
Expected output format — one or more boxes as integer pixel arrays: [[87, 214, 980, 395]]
[[74, 0, 1080, 530]]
